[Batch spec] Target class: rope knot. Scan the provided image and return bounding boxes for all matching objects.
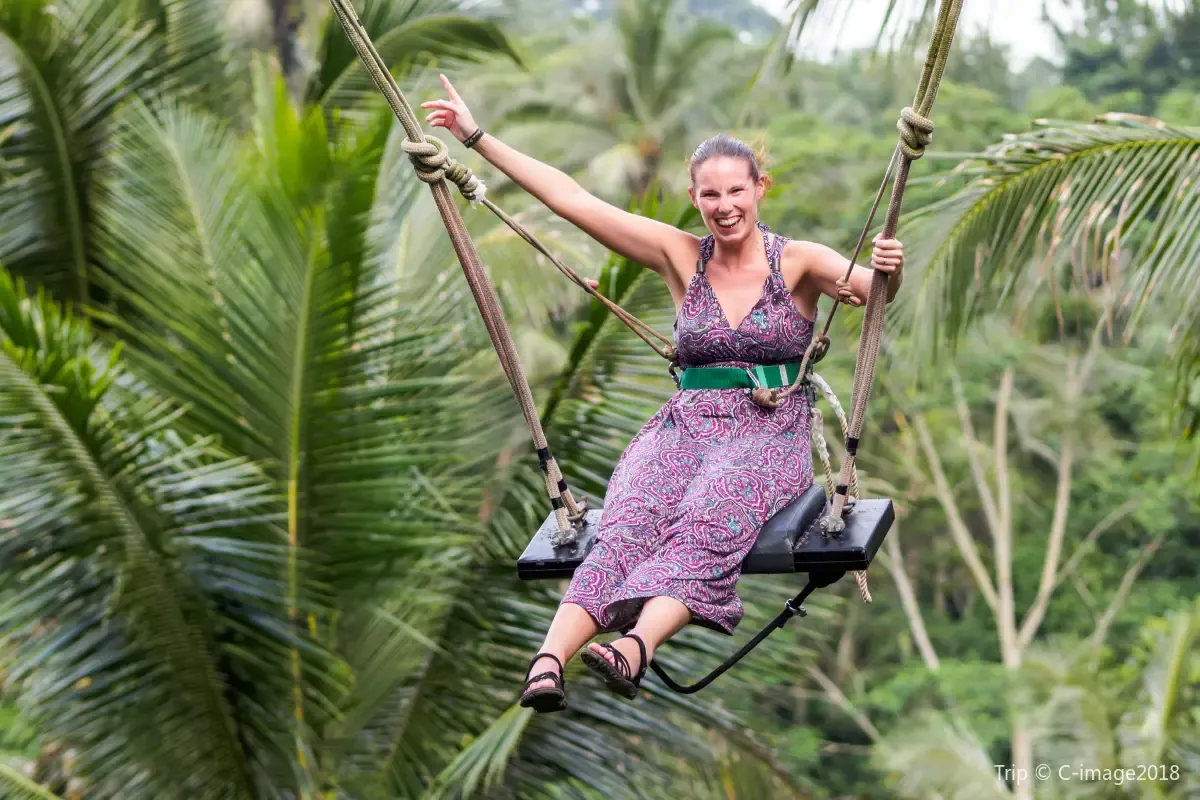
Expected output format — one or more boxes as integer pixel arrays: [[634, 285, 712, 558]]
[[896, 106, 934, 160], [401, 134, 487, 203], [810, 334, 829, 364], [568, 495, 589, 524], [751, 387, 779, 409]]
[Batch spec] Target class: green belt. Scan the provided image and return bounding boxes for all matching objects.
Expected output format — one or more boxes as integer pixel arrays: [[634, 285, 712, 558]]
[[678, 361, 806, 390]]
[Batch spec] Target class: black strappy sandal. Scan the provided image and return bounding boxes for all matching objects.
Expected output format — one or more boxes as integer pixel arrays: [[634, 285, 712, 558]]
[[580, 633, 647, 700], [518, 652, 568, 713]]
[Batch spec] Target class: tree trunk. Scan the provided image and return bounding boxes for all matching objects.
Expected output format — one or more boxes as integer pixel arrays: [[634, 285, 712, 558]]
[[933, 553, 946, 616], [1011, 725, 1035, 800]]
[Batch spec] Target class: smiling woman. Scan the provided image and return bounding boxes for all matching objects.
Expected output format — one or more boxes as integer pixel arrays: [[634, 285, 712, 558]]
[[421, 74, 906, 711]]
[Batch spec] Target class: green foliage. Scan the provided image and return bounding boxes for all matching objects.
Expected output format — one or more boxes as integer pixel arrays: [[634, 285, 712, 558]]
[[1, 0, 1199, 798], [1054, 0, 1200, 113]]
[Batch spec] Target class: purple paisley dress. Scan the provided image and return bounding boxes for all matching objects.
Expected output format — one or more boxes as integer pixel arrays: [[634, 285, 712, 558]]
[[561, 223, 816, 635]]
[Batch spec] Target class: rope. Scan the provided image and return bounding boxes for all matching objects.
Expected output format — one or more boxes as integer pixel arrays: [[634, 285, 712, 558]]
[[403, 129, 678, 359], [807, 372, 858, 501], [401, 134, 488, 202], [754, 0, 962, 537], [477, 198, 677, 361], [809, 376, 869, 603], [825, 0, 962, 533], [326, 0, 591, 543], [810, 405, 835, 500]]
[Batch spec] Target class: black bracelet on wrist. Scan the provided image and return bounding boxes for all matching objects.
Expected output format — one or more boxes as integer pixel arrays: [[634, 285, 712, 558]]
[[463, 127, 484, 148]]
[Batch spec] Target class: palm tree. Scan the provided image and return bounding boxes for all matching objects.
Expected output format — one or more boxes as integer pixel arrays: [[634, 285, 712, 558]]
[[0, 30, 834, 792], [0, 0, 521, 310]]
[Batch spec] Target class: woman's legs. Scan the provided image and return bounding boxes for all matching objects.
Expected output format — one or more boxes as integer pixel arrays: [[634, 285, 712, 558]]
[[523, 602, 600, 694], [523, 595, 691, 694]]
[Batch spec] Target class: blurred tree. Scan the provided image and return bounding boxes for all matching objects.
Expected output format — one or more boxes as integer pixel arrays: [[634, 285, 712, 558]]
[[476, 0, 738, 199], [1046, 0, 1200, 113]]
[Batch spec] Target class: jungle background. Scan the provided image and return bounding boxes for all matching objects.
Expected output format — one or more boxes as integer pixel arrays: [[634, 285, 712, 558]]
[[0, 0, 1198, 797]]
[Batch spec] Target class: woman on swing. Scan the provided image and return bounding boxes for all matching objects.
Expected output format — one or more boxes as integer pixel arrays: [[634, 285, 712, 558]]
[[424, 75, 905, 712]]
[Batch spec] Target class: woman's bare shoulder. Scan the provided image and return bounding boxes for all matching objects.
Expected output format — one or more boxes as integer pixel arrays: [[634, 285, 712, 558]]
[[657, 228, 706, 298]]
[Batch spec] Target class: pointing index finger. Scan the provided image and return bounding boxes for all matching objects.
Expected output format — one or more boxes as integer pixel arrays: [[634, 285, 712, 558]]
[[439, 73, 461, 102]]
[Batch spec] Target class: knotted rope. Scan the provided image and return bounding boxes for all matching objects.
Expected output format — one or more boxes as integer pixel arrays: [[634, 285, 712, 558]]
[[823, 0, 961, 534], [897, 106, 935, 160], [402, 134, 488, 202], [328, 0, 590, 543], [745, 0, 962, 541], [403, 132, 680, 361]]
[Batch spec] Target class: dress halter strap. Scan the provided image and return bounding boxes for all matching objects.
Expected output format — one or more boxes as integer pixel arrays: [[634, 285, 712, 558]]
[[767, 233, 782, 273], [697, 234, 713, 274]]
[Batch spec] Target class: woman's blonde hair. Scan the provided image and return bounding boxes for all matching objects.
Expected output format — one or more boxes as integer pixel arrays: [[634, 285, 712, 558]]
[[688, 134, 773, 191]]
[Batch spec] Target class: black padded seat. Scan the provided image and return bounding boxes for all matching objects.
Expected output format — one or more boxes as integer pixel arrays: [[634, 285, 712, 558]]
[[516, 485, 893, 581]]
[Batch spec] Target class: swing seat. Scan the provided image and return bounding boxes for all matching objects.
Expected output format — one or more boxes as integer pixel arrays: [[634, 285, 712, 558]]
[[516, 485, 893, 580]]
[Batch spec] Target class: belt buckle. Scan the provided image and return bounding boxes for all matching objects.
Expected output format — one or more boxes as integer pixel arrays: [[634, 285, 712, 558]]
[[744, 367, 762, 390]]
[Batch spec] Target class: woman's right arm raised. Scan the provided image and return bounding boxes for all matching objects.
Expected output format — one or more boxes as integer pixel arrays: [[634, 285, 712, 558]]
[[421, 74, 694, 276]]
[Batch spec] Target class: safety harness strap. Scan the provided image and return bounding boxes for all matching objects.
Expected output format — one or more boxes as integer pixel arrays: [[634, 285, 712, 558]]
[[678, 361, 806, 390]]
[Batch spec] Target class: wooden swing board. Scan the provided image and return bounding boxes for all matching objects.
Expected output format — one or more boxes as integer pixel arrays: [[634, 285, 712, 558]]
[[516, 488, 894, 580]]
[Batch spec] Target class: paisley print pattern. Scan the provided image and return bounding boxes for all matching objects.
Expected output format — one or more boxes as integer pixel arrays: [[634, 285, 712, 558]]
[[560, 223, 816, 635]]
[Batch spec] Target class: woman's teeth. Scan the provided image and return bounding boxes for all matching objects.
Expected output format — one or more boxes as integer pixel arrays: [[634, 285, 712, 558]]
[[717, 217, 740, 228]]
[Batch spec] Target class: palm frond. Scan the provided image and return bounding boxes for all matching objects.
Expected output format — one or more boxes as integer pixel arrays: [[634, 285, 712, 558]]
[[893, 114, 1200, 408], [871, 709, 1012, 799], [307, 0, 521, 110], [137, 0, 239, 118], [0, 265, 311, 799], [423, 704, 533, 800], [83, 76, 531, 795], [0, 764, 64, 800], [1117, 603, 1199, 770], [0, 0, 157, 304]]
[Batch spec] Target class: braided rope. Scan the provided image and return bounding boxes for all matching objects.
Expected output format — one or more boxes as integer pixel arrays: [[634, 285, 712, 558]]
[[826, 0, 962, 532], [809, 379, 870, 603], [327, 0, 590, 542], [751, 0, 960, 419], [897, 106, 935, 160], [810, 406, 835, 500], [401, 134, 487, 202], [808, 372, 858, 501], [854, 571, 872, 603]]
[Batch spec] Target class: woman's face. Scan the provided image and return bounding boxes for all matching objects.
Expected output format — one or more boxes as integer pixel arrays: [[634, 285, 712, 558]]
[[688, 156, 764, 246]]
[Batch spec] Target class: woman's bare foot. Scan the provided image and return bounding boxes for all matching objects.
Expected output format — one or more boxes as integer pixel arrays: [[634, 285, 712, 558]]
[[585, 638, 648, 674]]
